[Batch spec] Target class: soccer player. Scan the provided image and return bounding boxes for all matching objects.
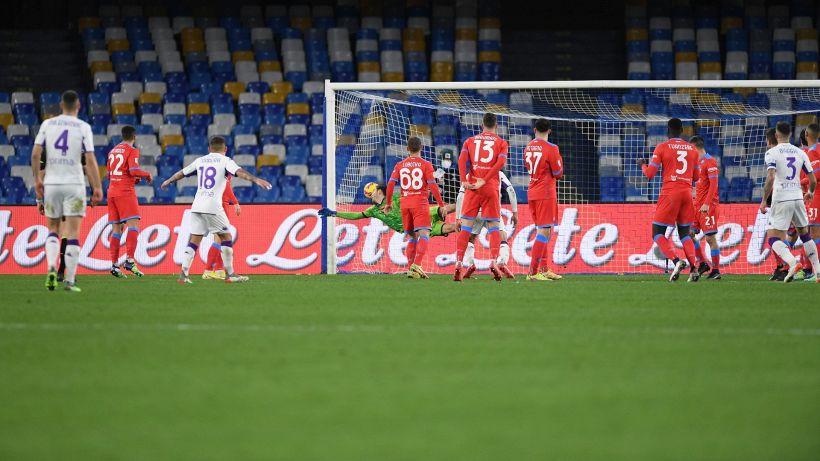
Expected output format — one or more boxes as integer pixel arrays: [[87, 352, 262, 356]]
[[688, 136, 722, 280], [318, 185, 457, 242], [202, 176, 240, 280], [760, 121, 820, 283], [802, 123, 820, 281], [160, 136, 272, 284], [524, 118, 563, 281], [454, 112, 509, 282], [456, 170, 519, 280], [384, 136, 446, 279], [638, 118, 701, 282], [106, 125, 152, 278], [31, 90, 103, 292]]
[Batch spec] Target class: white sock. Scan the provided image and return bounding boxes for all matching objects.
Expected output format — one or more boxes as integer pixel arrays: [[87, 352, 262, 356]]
[[802, 239, 820, 274], [64, 243, 80, 284], [772, 240, 798, 267], [498, 242, 510, 265], [182, 245, 196, 276], [464, 242, 475, 267], [45, 234, 60, 270], [221, 246, 234, 276]]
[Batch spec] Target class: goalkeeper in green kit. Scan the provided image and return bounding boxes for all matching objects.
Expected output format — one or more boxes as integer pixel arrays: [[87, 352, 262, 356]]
[[318, 182, 458, 237]]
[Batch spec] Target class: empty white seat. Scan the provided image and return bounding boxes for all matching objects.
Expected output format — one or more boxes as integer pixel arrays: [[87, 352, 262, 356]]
[[431, 50, 454, 62], [723, 145, 746, 157], [331, 50, 353, 62], [598, 134, 621, 147], [93, 134, 109, 146], [720, 125, 744, 139], [478, 28, 501, 41], [696, 28, 718, 42], [213, 113, 236, 128], [797, 39, 819, 53], [725, 61, 748, 74], [773, 28, 795, 41], [649, 17, 671, 30], [7, 124, 31, 138], [145, 81, 167, 96], [135, 185, 154, 201], [673, 28, 695, 42], [206, 39, 229, 52], [311, 144, 324, 156], [233, 154, 256, 167], [204, 27, 226, 41], [105, 27, 127, 42], [94, 72, 117, 86], [87, 50, 110, 66], [773, 51, 795, 63], [263, 144, 286, 162], [148, 17, 170, 30], [285, 164, 309, 182], [151, 27, 173, 42], [629, 61, 651, 74], [236, 71, 260, 85], [135, 50, 157, 63], [238, 92, 261, 105], [455, 40, 477, 54], [163, 103, 186, 116], [797, 71, 819, 79], [208, 50, 231, 63], [140, 114, 163, 132], [140, 144, 161, 158], [10, 166, 36, 189], [281, 38, 304, 52], [161, 61, 184, 74], [792, 16, 813, 30], [235, 61, 258, 74], [234, 134, 257, 147], [650, 40, 673, 53], [698, 39, 720, 53], [284, 123, 307, 137], [356, 38, 378, 53], [172, 16, 194, 34], [159, 124, 182, 139], [0, 145, 14, 161], [748, 165, 767, 180], [155, 39, 178, 52], [379, 28, 401, 41], [302, 81, 324, 96], [358, 71, 380, 82], [725, 166, 747, 179], [260, 71, 284, 84], [455, 17, 477, 29], [407, 16, 430, 33], [305, 174, 322, 196], [768, 93, 792, 110], [135, 134, 158, 148]]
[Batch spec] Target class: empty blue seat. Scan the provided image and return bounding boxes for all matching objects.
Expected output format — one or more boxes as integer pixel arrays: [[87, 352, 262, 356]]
[[254, 185, 281, 202]]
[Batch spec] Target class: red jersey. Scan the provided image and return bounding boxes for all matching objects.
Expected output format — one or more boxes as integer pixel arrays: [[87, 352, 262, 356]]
[[385, 156, 444, 209], [643, 138, 700, 193], [107, 142, 150, 198], [222, 176, 237, 206], [803, 144, 820, 209], [459, 131, 509, 190], [694, 153, 720, 207], [524, 138, 563, 201]]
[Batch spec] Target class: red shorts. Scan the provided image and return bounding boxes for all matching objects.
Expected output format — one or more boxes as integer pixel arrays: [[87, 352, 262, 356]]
[[693, 203, 720, 234], [653, 190, 695, 228], [529, 199, 557, 228], [401, 206, 431, 233], [107, 194, 140, 224], [460, 188, 501, 222]]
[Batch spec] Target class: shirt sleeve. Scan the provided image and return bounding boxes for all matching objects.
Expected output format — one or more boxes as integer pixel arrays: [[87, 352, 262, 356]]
[[551, 147, 564, 177], [226, 159, 241, 176], [34, 121, 47, 146], [801, 151, 813, 174], [765, 150, 775, 170], [82, 123, 94, 154], [425, 162, 436, 184], [182, 158, 198, 176], [498, 170, 512, 187]]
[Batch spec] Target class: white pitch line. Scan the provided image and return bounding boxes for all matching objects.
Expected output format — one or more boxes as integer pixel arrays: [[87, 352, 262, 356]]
[[0, 323, 819, 337]]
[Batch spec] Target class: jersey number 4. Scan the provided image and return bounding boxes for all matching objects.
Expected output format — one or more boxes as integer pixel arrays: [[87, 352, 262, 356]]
[[108, 153, 125, 176], [525, 150, 542, 175], [399, 167, 424, 190], [54, 129, 69, 156], [472, 139, 495, 164]]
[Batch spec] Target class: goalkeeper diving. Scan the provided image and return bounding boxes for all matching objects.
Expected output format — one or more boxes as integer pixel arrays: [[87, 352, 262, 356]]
[[317, 183, 458, 238]]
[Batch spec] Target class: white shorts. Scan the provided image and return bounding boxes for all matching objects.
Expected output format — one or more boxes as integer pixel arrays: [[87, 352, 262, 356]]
[[190, 211, 230, 235], [767, 199, 809, 231], [470, 213, 508, 236], [44, 184, 86, 219]]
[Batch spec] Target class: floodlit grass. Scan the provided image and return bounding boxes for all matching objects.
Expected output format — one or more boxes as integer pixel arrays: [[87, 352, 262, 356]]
[[1, 274, 818, 460]]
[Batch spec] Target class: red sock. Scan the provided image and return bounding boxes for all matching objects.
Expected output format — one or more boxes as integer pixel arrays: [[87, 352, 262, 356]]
[[681, 236, 698, 268], [530, 235, 548, 275], [110, 232, 122, 265], [413, 236, 428, 266], [488, 227, 501, 261], [456, 228, 471, 264], [214, 250, 224, 271], [711, 249, 720, 269], [125, 227, 138, 260], [206, 244, 220, 270], [653, 234, 679, 260], [539, 239, 552, 273], [801, 252, 810, 270], [406, 239, 417, 266]]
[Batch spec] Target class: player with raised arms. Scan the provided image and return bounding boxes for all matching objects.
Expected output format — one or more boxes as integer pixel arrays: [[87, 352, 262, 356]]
[[160, 136, 272, 284], [639, 118, 701, 282], [383, 136, 447, 279], [455, 170, 518, 280], [801, 123, 820, 281], [31, 90, 103, 292], [688, 136, 722, 280], [106, 125, 152, 278], [454, 112, 509, 282], [760, 121, 820, 282], [524, 118, 564, 281]]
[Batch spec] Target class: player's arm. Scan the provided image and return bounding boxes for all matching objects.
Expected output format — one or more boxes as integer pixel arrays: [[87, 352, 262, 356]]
[[498, 171, 518, 225], [760, 168, 775, 213], [128, 149, 153, 184], [81, 125, 102, 204], [458, 142, 471, 187], [426, 163, 445, 207], [384, 165, 399, 210], [234, 166, 272, 190], [704, 165, 719, 210], [551, 148, 564, 180], [803, 153, 816, 200], [31, 123, 47, 200], [641, 146, 661, 179], [479, 140, 508, 187], [161, 159, 197, 189]]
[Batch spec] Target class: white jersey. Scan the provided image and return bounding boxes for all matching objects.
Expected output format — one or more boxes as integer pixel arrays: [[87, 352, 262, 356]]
[[456, 171, 518, 217], [765, 142, 813, 202], [35, 115, 94, 185], [182, 153, 241, 214]]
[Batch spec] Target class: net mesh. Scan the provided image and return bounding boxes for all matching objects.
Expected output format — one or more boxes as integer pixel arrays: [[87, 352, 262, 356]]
[[331, 86, 820, 275]]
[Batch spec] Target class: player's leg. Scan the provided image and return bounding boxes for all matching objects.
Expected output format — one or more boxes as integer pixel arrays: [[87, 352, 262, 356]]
[[704, 234, 721, 279], [44, 217, 62, 290], [217, 230, 247, 283], [204, 234, 223, 279], [794, 201, 820, 281], [409, 207, 432, 278], [180, 214, 206, 283], [109, 222, 127, 278], [538, 200, 561, 279], [60, 216, 83, 291], [405, 231, 418, 278], [807, 224, 820, 281], [57, 236, 68, 282], [767, 204, 800, 282], [463, 218, 480, 278], [455, 191, 479, 281], [122, 217, 144, 276], [529, 228, 552, 281], [496, 229, 514, 278], [678, 224, 701, 282]]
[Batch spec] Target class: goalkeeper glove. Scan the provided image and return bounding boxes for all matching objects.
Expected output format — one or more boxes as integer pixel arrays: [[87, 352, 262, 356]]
[[317, 207, 336, 217]]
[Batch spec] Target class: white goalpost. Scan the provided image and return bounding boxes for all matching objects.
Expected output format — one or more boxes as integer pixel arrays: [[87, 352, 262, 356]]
[[323, 80, 820, 275]]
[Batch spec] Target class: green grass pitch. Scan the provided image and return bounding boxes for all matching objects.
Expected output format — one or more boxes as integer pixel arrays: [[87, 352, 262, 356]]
[[0, 273, 818, 460]]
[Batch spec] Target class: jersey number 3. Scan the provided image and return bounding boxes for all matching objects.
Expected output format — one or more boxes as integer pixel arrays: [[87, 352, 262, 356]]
[[399, 167, 424, 190], [675, 151, 688, 174]]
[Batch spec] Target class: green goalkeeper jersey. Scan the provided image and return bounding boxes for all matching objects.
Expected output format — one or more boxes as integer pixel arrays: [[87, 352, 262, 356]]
[[336, 192, 404, 232]]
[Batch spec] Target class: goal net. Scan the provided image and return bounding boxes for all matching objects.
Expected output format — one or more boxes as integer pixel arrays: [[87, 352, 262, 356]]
[[323, 81, 820, 275]]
